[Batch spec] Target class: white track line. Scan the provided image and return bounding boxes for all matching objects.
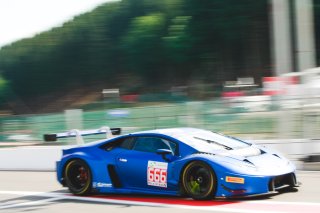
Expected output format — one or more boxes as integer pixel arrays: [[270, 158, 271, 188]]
[[0, 197, 62, 210], [0, 190, 320, 213], [0, 191, 278, 213], [246, 200, 320, 206]]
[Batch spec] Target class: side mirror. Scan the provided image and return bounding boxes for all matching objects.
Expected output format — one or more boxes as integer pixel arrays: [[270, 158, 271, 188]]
[[156, 149, 173, 161]]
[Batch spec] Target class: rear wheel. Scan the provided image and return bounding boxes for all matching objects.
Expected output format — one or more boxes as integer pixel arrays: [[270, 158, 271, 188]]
[[182, 161, 216, 200], [65, 159, 92, 195]]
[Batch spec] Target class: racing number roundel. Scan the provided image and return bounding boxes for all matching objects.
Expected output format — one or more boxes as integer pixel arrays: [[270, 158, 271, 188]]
[[147, 161, 168, 187]]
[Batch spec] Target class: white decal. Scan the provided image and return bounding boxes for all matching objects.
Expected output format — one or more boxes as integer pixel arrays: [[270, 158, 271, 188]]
[[147, 161, 168, 187], [93, 182, 112, 188]]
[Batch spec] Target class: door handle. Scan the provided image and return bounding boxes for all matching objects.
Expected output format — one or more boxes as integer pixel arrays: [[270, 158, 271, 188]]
[[118, 158, 127, 162]]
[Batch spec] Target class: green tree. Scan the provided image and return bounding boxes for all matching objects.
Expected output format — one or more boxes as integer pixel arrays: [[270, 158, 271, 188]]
[[0, 0, 273, 112], [0, 75, 9, 104], [121, 13, 167, 84]]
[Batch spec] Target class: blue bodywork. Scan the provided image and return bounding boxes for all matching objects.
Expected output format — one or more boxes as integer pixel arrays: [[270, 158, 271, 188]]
[[56, 128, 297, 198]]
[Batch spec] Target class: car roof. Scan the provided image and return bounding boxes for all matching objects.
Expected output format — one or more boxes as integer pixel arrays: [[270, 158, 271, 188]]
[[86, 127, 206, 148], [132, 127, 202, 138]]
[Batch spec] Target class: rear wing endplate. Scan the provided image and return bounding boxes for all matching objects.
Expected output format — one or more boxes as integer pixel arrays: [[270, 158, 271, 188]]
[[44, 126, 121, 145]]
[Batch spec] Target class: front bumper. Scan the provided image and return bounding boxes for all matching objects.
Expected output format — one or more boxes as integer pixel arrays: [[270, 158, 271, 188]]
[[215, 171, 298, 198], [268, 172, 298, 191]]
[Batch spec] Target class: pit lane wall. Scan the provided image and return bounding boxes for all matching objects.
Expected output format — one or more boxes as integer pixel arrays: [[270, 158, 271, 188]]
[[0, 139, 319, 171], [0, 146, 73, 171]]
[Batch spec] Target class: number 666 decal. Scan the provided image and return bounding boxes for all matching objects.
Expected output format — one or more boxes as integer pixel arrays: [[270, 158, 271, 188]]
[[147, 161, 168, 187]]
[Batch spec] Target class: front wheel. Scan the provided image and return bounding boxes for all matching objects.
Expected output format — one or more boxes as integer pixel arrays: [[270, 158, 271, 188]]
[[182, 161, 216, 200], [65, 159, 92, 195]]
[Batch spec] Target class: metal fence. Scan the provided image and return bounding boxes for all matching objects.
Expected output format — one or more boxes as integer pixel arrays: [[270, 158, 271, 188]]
[[1, 97, 320, 145]]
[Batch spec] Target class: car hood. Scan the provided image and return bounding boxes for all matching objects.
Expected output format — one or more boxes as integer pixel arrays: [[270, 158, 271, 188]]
[[209, 145, 295, 175], [218, 145, 262, 158]]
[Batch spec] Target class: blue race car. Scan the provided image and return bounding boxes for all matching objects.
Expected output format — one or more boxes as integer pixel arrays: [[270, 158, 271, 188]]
[[44, 127, 298, 200]]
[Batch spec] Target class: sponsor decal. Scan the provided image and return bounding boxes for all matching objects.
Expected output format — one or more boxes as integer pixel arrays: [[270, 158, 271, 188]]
[[147, 161, 168, 188], [93, 182, 112, 188], [226, 176, 245, 184]]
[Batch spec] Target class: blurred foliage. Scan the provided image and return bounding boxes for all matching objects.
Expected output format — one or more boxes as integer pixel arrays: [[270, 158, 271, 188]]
[[0, 75, 9, 105], [0, 0, 271, 111]]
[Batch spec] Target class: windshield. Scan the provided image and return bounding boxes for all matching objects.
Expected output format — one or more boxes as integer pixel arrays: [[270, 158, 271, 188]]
[[177, 130, 251, 152]]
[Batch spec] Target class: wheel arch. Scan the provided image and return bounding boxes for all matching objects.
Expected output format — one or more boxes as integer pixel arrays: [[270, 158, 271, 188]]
[[179, 159, 216, 184], [179, 159, 218, 199], [63, 157, 94, 195], [61, 155, 93, 186]]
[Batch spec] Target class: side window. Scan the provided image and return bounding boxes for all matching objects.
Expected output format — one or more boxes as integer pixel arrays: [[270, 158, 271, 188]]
[[132, 137, 177, 154], [100, 137, 135, 151], [132, 137, 154, 153], [166, 140, 177, 154], [119, 137, 135, 149]]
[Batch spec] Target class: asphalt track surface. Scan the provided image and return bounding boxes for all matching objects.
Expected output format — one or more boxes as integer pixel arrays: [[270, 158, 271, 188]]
[[0, 171, 320, 213]]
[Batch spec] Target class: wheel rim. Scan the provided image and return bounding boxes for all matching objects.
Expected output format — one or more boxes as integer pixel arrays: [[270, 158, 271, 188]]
[[66, 162, 90, 192], [184, 163, 214, 198]]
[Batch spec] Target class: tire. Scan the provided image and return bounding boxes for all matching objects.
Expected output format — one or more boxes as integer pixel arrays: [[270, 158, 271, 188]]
[[65, 159, 92, 195], [182, 161, 216, 200]]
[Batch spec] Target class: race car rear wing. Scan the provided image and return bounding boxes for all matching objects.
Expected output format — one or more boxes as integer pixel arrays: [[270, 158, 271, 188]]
[[43, 126, 121, 145]]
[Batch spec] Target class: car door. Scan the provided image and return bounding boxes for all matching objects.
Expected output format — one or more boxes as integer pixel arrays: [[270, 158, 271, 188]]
[[115, 136, 178, 191]]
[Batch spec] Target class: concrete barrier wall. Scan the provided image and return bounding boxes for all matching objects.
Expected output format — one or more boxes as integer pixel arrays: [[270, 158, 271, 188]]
[[0, 139, 319, 171], [0, 146, 73, 171]]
